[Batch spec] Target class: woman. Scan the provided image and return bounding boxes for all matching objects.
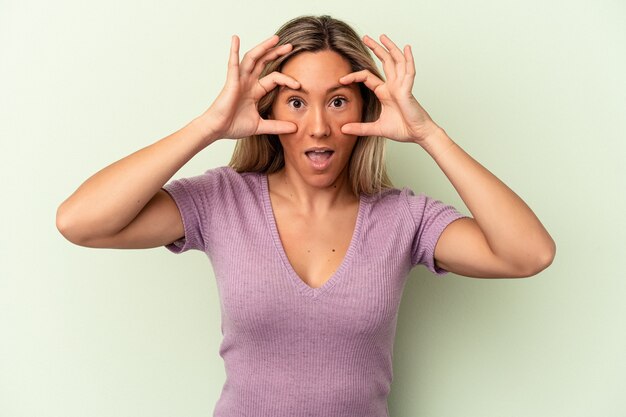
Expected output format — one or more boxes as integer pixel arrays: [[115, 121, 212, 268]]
[[57, 15, 555, 417]]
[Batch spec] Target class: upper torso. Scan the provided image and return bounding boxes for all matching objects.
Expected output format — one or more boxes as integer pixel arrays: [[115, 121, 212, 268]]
[[162, 166, 466, 417]]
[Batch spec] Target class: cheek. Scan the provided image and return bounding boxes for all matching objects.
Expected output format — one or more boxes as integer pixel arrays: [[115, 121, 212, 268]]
[[338, 109, 361, 124], [334, 109, 362, 137], [271, 107, 301, 129], [341, 100, 363, 123]]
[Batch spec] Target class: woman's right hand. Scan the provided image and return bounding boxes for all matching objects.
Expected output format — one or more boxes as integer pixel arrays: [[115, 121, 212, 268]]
[[195, 34, 300, 141]]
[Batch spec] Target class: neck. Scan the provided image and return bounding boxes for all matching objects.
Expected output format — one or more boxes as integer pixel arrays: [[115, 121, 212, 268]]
[[268, 165, 358, 214]]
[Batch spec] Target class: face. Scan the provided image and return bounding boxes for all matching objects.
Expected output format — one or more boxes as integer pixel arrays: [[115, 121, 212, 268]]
[[270, 50, 363, 190]]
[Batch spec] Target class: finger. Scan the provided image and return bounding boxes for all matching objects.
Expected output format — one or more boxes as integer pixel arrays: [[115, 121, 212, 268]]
[[379, 34, 406, 79], [257, 119, 297, 135], [250, 43, 293, 79], [379, 34, 405, 64], [404, 45, 416, 91], [255, 71, 301, 100], [240, 34, 280, 74], [363, 35, 396, 80], [404, 45, 415, 76], [226, 35, 240, 85], [339, 70, 385, 93], [341, 122, 379, 137]]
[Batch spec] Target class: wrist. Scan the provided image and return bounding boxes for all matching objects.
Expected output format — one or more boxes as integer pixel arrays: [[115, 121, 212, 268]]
[[415, 126, 456, 160], [189, 116, 221, 146]]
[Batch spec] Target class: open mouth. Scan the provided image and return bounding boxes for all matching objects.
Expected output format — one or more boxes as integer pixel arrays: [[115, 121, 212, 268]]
[[304, 149, 335, 170], [305, 149, 334, 161]]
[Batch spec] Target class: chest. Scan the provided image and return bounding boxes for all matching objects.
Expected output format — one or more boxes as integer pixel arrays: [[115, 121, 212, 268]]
[[272, 205, 359, 289], [207, 189, 414, 337]]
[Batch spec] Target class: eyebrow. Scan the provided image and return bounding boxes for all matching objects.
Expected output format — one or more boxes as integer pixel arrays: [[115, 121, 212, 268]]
[[278, 84, 351, 95]]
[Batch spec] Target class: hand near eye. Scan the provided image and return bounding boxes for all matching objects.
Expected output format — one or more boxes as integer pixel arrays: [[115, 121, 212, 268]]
[[195, 35, 300, 142], [340, 34, 440, 144]]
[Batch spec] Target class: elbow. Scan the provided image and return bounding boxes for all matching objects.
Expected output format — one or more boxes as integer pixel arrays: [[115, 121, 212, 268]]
[[56, 203, 74, 242], [56, 202, 120, 247], [542, 239, 557, 269], [56, 202, 87, 245], [516, 238, 557, 278]]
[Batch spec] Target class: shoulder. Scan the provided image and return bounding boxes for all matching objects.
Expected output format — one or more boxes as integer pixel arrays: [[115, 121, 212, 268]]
[[364, 185, 461, 228], [364, 186, 426, 211], [163, 166, 263, 206], [185, 166, 261, 196], [200, 167, 265, 211], [202, 165, 261, 185]]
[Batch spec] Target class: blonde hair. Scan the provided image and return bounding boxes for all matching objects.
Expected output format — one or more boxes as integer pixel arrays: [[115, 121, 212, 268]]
[[228, 15, 394, 195]]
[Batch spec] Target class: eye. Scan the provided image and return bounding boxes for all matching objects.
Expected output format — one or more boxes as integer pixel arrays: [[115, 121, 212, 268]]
[[287, 97, 304, 109], [330, 97, 348, 108]]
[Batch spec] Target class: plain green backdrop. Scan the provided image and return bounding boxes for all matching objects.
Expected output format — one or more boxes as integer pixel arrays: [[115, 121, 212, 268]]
[[1, 0, 625, 416]]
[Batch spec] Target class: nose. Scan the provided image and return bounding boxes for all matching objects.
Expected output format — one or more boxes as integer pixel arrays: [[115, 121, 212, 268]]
[[307, 106, 331, 138]]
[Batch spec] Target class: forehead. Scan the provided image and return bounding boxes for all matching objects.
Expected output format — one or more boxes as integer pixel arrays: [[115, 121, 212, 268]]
[[280, 50, 354, 90]]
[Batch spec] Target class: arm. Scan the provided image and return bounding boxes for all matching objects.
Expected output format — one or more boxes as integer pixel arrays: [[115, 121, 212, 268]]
[[421, 127, 555, 278], [340, 34, 555, 278], [56, 35, 299, 248], [55, 119, 213, 248]]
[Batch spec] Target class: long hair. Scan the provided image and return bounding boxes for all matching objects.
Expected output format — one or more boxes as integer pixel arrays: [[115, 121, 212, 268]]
[[228, 15, 394, 195]]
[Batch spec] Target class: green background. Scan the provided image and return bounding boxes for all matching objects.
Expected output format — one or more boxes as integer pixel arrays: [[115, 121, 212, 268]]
[[1, 0, 624, 416]]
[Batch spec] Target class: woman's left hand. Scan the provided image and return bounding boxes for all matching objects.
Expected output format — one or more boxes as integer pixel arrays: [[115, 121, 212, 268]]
[[339, 34, 439, 144]]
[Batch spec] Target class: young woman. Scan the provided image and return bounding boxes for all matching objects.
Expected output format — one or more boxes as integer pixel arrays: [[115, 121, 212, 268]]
[[57, 15, 555, 417]]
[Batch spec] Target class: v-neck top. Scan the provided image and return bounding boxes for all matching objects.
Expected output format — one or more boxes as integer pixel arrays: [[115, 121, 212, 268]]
[[162, 166, 467, 417]]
